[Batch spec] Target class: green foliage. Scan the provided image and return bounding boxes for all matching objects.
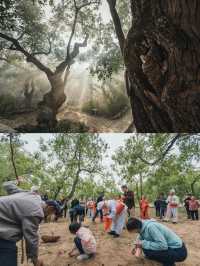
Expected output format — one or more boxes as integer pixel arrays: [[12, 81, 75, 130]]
[[90, 46, 123, 80], [112, 134, 200, 202], [35, 133, 108, 199], [90, 1, 131, 80], [0, 94, 16, 114], [82, 77, 129, 117], [56, 120, 90, 133], [1, 133, 199, 204]]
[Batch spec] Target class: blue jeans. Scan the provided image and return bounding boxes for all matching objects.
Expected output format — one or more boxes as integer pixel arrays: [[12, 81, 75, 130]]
[[143, 243, 187, 266], [0, 239, 17, 266], [74, 237, 85, 254], [92, 209, 103, 221]]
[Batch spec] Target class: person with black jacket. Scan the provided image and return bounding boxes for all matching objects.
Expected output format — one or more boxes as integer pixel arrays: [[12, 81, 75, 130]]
[[121, 185, 135, 217], [92, 192, 104, 222], [184, 194, 192, 219]]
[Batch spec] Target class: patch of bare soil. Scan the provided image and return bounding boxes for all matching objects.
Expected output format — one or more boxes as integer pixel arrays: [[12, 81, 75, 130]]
[[0, 108, 133, 133], [19, 216, 200, 266]]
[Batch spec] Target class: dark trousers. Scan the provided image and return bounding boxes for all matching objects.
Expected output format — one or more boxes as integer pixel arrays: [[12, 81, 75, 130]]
[[160, 207, 166, 219], [191, 210, 199, 220], [156, 207, 160, 217], [143, 244, 187, 266], [92, 209, 103, 221], [185, 207, 191, 219], [74, 237, 85, 254], [0, 239, 17, 266]]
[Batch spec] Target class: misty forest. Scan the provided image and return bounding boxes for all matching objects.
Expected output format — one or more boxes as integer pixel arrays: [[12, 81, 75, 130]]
[[0, 0, 200, 133]]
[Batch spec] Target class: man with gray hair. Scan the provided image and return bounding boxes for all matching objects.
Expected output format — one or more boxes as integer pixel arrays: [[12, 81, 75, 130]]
[[0, 181, 44, 266]]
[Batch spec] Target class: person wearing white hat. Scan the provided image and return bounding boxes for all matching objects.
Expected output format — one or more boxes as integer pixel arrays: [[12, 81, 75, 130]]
[[165, 189, 179, 223], [31, 185, 40, 193], [97, 199, 127, 237]]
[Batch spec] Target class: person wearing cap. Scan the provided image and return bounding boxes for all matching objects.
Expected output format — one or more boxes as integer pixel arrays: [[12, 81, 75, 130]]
[[165, 189, 179, 223], [126, 218, 187, 266], [97, 199, 127, 237], [0, 181, 45, 266]]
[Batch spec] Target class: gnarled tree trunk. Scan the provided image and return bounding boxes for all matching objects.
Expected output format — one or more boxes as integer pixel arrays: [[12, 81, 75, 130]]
[[37, 68, 69, 129], [124, 0, 200, 132]]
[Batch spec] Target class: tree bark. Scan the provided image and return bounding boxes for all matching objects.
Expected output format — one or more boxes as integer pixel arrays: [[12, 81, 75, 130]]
[[124, 0, 200, 132], [9, 134, 18, 179], [37, 69, 68, 129]]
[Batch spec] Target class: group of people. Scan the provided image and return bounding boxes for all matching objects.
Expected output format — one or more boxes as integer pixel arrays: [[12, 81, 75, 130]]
[[154, 190, 179, 223], [0, 181, 189, 266], [154, 190, 200, 223]]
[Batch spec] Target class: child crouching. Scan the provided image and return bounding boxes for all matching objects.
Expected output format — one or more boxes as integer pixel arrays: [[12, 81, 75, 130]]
[[68, 222, 96, 261]]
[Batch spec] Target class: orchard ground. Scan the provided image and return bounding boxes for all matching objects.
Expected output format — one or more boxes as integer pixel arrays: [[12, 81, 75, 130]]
[[19, 208, 200, 266]]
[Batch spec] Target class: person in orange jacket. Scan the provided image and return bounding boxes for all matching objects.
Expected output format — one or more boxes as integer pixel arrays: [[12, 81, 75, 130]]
[[140, 196, 149, 219]]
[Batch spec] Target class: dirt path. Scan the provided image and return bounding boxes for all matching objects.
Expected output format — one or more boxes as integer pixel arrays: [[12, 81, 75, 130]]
[[0, 109, 133, 133], [19, 217, 200, 266], [57, 109, 133, 132]]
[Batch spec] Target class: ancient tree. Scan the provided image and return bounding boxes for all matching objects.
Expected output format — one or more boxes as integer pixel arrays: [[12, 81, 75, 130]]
[[0, 0, 100, 128], [108, 0, 200, 132]]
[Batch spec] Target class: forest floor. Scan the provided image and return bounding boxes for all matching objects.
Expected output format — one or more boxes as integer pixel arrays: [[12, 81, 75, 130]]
[[0, 108, 133, 133], [19, 212, 200, 266]]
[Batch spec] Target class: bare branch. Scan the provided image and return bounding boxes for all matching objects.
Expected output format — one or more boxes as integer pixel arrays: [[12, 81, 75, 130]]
[[137, 134, 181, 165], [0, 32, 53, 76]]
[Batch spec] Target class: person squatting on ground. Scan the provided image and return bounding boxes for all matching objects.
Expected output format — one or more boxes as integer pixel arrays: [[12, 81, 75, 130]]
[[165, 189, 179, 223], [189, 196, 200, 220], [68, 222, 96, 261], [0, 181, 45, 266], [97, 199, 127, 238], [121, 185, 135, 217], [126, 218, 187, 266]]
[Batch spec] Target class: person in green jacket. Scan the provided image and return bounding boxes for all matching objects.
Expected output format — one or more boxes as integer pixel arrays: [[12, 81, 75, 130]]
[[126, 218, 187, 266]]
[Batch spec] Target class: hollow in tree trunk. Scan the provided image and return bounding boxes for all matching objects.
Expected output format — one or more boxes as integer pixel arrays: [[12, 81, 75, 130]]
[[124, 0, 200, 132]]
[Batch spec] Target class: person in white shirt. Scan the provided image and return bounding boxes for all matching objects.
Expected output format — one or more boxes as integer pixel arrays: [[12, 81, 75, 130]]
[[165, 189, 179, 223], [97, 199, 127, 237], [68, 222, 96, 261]]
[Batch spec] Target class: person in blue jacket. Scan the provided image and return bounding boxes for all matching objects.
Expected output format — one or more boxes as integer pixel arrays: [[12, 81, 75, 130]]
[[126, 218, 187, 266]]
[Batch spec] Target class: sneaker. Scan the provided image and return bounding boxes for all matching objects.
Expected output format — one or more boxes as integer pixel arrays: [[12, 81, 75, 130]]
[[77, 254, 90, 261], [108, 231, 116, 235], [113, 234, 120, 238]]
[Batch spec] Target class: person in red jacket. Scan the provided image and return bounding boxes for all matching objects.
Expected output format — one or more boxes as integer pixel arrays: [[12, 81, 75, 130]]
[[140, 196, 149, 219], [189, 196, 200, 220]]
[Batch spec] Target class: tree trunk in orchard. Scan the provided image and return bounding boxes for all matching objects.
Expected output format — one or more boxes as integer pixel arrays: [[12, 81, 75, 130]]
[[124, 0, 200, 132], [37, 69, 69, 129]]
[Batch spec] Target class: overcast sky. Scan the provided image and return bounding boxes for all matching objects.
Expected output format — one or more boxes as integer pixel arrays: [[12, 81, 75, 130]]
[[21, 133, 131, 154], [20, 133, 132, 184]]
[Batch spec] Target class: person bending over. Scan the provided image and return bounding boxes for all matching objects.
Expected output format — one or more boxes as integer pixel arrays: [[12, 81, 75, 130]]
[[126, 218, 187, 266], [68, 222, 96, 261], [0, 181, 45, 266]]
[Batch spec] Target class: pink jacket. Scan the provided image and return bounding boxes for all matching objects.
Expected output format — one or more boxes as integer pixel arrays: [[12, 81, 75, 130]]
[[189, 199, 200, 211], [76, 227, 96, 254]]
